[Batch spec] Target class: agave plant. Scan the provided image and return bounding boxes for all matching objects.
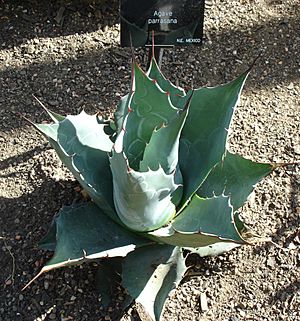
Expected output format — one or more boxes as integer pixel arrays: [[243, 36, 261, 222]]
[[26, 52, 276, 320]]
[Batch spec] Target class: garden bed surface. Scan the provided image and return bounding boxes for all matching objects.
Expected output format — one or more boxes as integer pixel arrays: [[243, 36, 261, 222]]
[[0, 1, 299, 320]]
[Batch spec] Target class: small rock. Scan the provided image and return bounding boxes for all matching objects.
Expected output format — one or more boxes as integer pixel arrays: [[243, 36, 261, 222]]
[[287, 242, 297, 250], [267, 257, 276, 268], [294, 145, 300, 155], [48, 100, 59, 107], [193, 289, 200, 296], [44, 281, 49, 290], [200, 292, 209, 311], [239, 310, 246, 317], [26, 45, 35, 54]]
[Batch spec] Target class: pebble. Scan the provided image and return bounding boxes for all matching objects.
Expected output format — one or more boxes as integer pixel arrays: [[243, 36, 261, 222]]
[[239, 310, 246, 317], [267, 257, 276, 268], [294, 145, 300, 154], [200, 292, 209, 311], [48, 100, 59, 107], [26, 45, 35, 54], [44, 281, 49, 290]]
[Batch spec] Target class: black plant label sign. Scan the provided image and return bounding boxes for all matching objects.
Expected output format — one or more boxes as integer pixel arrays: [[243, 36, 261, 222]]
[[120, 0, 205, 47]]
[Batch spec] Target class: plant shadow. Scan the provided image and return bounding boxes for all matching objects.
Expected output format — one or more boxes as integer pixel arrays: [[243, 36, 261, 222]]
[[0, 0, 119, 49]]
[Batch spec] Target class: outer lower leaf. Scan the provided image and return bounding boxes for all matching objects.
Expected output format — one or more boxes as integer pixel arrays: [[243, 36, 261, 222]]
[[147, 57, 185, 107], [122, 245, 187, 321], [57, 111, 113, 152], [140, 108, 188, 174], [119, 63, 179, 170], [179, 70, 250, 205], [110, 151, 178, 232], [34, 111, 120, 223], [148, 195, 246, 248], [197, 151, 273, 210], [37, 202, 149, 275]]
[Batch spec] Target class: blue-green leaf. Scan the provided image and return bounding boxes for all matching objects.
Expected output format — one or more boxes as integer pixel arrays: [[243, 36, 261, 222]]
[[39, 220, 57, 251], [197, 151, 273, 210], [110, 151, 178, 232], [57, 111, 113, 152], [33, 111, 119, 222], [34, 123, 58, 141], [122, 245, 186, 321], [148, 195, 246, 248], [179, 70, 250, 205], [147, 57, 186, 107], [119, 63, 179, 170], [27, 202, 149, 288], [140, 108, 188, 174]]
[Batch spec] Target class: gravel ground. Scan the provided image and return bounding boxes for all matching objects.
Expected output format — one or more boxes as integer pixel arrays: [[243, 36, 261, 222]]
[[0, 0, 299, 320]]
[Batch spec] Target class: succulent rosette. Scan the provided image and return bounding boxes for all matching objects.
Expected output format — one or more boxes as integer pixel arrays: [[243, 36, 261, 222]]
[[28, 54, 274, 321]]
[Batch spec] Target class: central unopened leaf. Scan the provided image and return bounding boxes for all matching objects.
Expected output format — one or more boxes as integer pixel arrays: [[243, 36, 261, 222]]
[[140, 108, 188, 174], [147, 57, 186, 107], [110, 151, 178, 232], [121, 63, 179, 170]]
